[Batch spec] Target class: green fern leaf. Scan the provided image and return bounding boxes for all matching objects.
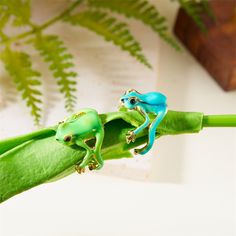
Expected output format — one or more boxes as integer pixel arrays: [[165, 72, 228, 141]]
[[0, 3, 11, 40], [0, 0, 31, 27], [177, 0, 208, 32], [0, 47, 42, 124], [201, 0, 215, 21], [64, 10, 152, 68], [32, 34, 77, 112], [86, 0, 180, 50], [0, 10, 10, 30]]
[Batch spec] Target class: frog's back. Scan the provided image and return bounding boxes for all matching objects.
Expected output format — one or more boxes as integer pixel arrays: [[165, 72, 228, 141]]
[[140, 92, 166, 105], [78, 108, 98, 115]]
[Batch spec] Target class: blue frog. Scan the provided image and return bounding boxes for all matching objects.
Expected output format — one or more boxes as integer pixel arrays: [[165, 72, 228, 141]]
[[120, 89, 167, 155]]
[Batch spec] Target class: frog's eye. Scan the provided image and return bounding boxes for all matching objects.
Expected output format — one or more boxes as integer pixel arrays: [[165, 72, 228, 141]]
[[129, 97, 138, 105], [64, 135, 72, 142]]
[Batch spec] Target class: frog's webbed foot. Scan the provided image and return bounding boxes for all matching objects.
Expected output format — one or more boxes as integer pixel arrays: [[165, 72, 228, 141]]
[[75, 165, 86, 174], [75, 161, 99, 174], [88, 162, 97, 171], [75, 149, 95, 174], [134, 148, 140, 155], [88, 159, 102, 171], [126, 130, 136, 144], [76, 150, 103, 173], [88, 157, 103, 170], [94, 162, 103, 170]]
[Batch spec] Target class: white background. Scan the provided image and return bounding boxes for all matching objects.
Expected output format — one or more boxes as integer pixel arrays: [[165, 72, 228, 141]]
[[0, 0, 236, 236]]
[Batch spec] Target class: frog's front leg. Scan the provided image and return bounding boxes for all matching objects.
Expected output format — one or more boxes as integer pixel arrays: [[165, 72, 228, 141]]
[[126, 107, 150, 144], [75, 139, 95, 173]]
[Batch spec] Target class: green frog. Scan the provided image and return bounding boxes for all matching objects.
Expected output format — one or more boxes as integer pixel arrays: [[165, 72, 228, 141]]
[[55, 108, 104, 173]]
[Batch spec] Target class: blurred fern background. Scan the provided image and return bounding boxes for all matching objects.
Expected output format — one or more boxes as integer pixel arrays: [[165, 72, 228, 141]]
[[0, 0, 211, 124]]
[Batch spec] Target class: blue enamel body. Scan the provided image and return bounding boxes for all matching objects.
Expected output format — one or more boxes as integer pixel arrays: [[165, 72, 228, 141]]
[[120, 90, 167, 155]]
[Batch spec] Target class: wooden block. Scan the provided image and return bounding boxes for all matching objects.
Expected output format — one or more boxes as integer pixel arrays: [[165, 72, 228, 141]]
[[174, 0, 236, 91]]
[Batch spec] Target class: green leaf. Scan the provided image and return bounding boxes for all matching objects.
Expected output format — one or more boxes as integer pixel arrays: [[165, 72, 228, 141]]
[[0, 0, 31, 27], [87, 0, 181, 50], [32, 34, 78, 112], [177, 0, 211, 32], [0, 47, 42, 124], [0, 11, 10, 31], [64, 10, 152, 68], [0, 127, 56, 156], [0, 110, 204, 203], [201, 0, 215, 21]]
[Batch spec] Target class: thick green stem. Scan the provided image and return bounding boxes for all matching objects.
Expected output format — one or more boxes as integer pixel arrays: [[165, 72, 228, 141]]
[[203, 114, 236, 127], [0, 110, 235, 203]]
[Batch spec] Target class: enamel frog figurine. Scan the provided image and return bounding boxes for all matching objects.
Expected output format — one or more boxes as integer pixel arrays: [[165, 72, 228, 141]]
[[120, 89, 167, 155], [55, 108, 104, 173]]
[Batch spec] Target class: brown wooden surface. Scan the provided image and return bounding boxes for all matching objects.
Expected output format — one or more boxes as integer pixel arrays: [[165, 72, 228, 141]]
[[174, 0, 236, 91]]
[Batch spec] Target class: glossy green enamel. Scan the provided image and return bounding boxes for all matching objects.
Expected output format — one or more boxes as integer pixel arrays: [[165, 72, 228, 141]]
[[55, 108, 104, 171]]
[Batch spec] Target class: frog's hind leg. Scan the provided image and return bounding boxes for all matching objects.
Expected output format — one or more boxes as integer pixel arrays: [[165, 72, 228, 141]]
[[135, 105, 167, 155], [93, 128, 104, 170], [127, 107, 150, 143], [75, 140, 94, 172]]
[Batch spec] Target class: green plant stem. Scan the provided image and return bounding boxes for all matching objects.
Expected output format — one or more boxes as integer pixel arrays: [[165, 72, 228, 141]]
[[0, 0, 83, 46], [39, 0, 83, 31], [203, 114, 236, 127], [0, 110, 235, 203]]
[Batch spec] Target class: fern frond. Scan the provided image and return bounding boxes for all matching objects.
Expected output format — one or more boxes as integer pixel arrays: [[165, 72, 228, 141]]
[[0, 0, 31, 26], [86, 0, 180, 51], [0, 4, 11, 40], [0, 47, 42, 124], [32, 34, 77, 112], [201, 0, 215, 21], [0, 10, 10, 30], [177, 0, 208, 32], [64, 10, 152, 68]]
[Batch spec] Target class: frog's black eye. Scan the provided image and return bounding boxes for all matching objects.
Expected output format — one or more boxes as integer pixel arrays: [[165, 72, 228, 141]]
[[129, 97, 137, 105], [64, 135, 72, 142]]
